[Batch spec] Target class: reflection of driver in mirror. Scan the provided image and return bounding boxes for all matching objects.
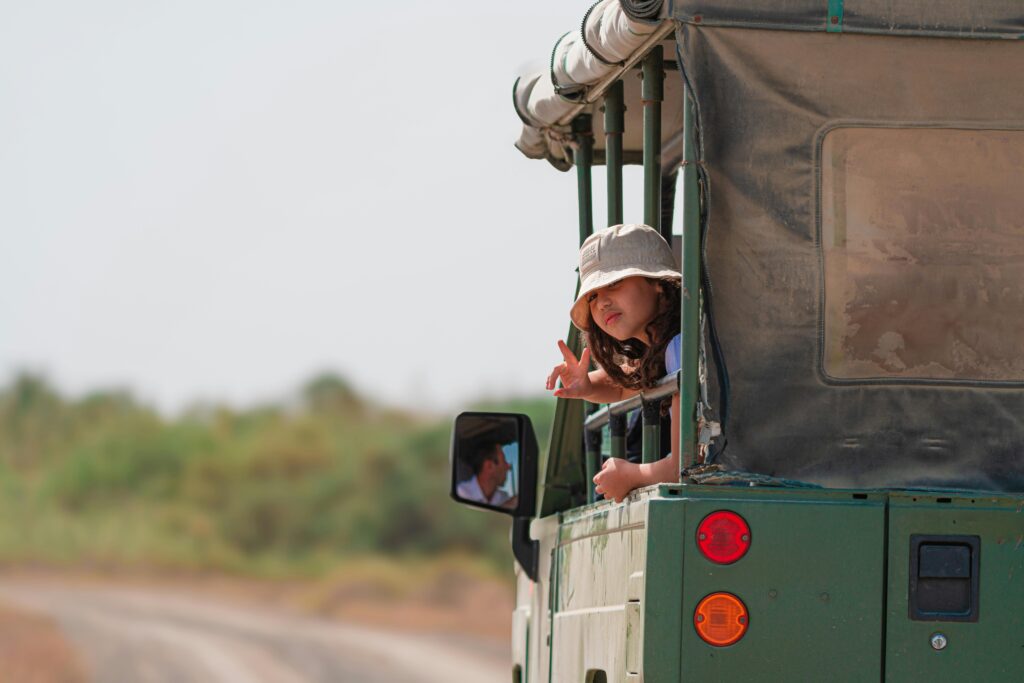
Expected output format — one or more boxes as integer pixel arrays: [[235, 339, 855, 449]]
[[457, 442, 517, 509]]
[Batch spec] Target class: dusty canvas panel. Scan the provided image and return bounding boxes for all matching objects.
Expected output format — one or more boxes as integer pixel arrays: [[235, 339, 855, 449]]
[[673, 0, 1024, 38], [679, 25, 1024, 490], [820, 127, 1024, 383]]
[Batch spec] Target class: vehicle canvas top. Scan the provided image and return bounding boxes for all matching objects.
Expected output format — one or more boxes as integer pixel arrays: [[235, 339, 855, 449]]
[[515, 0, 1024, 493], [670, 0, 1024, 38], [677, 9, 1024, 492]]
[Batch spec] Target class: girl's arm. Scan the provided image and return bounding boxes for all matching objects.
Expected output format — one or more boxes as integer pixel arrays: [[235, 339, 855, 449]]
[[593, 393, 680, 502], [546, 340, 639, 404]]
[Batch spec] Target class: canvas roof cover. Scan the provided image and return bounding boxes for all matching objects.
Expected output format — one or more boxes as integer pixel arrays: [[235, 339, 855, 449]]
[[516, 1, 1024, 493]]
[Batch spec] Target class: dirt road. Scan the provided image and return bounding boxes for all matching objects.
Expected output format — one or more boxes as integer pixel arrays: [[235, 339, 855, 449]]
[[0, 581, 509, 683]]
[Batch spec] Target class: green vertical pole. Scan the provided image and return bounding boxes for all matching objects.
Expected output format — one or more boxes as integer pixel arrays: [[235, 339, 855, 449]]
[[585, 427, 601, 504], [680, 93, 700, 469], [604, 80, 624, 226], [641, 400, 662, 464], [610, 413, 627, 460], [572, 113, 600, 501], [573, 114, 594, 245], [641, 48, 666, 467], [642, 46, 664, 232]]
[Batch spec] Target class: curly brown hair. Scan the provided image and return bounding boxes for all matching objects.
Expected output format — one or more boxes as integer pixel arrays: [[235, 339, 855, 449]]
[[584, 278, 681, 391]]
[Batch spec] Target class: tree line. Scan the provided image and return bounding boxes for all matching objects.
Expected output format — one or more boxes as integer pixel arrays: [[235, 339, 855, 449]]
[[0, 373, 553, 577]]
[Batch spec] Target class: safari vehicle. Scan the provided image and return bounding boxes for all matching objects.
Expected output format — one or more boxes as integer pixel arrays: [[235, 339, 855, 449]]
[[451, 1, 1024, 680]]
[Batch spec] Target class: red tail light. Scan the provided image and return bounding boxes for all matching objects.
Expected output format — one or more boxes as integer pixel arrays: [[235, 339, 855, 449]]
[[696, 510, 751, 564]]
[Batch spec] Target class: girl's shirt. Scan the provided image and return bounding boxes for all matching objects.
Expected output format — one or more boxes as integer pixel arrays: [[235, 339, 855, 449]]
[[665, 333, 682, 374]]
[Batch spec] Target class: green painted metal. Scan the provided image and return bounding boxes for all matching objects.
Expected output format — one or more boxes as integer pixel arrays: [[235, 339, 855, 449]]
[[585, 428, 601, 505], [609, 413, 626, 460], [573, 114, 594, 245], [827, 0, 844, 33], [604, 80, 625, 226], [538, 325, 587, 517], [642, 498, 686, 682], [679, 94, 700, 468], [641, 400, 661, 464], [671, 486, 887, 680], [884, 494, 1024, 681], [641, 46, 664, 232], [573, 112, 600, 505]]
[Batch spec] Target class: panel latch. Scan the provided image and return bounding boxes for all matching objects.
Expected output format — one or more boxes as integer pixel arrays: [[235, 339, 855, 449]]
[[909, 534, 980, 622]]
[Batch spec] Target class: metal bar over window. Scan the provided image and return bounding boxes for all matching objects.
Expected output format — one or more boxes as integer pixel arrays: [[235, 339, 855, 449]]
[[581, 374, 679, 500], [583, 372, 680, 431]]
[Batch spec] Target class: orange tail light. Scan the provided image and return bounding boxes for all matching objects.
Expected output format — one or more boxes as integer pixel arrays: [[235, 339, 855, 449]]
[[694, 592, 749, 646]]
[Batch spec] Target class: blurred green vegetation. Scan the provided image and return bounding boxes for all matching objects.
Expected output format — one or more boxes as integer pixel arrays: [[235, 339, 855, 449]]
[[0, 372, 554, 578]]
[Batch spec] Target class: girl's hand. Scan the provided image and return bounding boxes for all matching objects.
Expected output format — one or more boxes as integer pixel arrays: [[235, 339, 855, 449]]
[[545, 340, 593, 399], [593, 458, 641, 503]]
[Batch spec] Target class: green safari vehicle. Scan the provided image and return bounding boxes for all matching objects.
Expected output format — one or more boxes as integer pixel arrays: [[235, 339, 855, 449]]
[[450, 1, 1024, 680]]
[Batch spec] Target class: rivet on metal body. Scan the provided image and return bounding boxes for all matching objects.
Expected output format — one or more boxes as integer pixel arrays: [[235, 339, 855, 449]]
[[930, 633, 948, 651]]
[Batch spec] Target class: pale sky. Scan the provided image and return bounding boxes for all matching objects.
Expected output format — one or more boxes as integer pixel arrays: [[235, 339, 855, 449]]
[[0, 1, 653, 413]]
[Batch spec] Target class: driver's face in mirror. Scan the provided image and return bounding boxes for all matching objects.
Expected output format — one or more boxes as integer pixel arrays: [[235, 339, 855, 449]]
[[457, 440, 518, 510], [482, 444, 512, 489]]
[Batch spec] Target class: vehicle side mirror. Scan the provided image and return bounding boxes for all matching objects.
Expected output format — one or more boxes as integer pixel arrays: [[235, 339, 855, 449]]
[[449, 412, 538, 518]]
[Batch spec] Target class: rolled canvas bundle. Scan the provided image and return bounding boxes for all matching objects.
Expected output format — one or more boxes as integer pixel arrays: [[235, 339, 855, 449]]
[[513, 0, 664, 169]]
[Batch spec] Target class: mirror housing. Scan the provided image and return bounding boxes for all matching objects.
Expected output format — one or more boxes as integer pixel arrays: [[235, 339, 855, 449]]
[[449, 411, 538, 519]]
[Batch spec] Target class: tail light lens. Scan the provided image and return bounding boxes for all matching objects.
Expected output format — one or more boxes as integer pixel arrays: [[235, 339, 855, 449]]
[[696, 510, 751, 564], [694, 592, 749, 646]]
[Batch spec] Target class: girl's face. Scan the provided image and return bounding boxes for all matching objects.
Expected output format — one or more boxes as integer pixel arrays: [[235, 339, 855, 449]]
[[588, 276, 661, 343]]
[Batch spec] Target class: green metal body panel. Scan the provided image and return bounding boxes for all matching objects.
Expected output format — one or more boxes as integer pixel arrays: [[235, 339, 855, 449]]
[[885, 493, 1024, 681], [671, 487, 885, 681], [521, 485, 1024, 682], [642, 497, 686, 681]]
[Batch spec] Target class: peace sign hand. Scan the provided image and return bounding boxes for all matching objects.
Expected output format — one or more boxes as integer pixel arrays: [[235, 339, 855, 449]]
[[545, 340, 593, 400]]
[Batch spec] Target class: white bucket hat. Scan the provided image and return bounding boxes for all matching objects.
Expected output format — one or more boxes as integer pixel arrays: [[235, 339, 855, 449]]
[[570, 223, 680, 331]]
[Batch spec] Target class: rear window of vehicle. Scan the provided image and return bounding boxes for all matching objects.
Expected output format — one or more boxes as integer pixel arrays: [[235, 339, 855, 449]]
[[819, 126, 1024, 383]]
